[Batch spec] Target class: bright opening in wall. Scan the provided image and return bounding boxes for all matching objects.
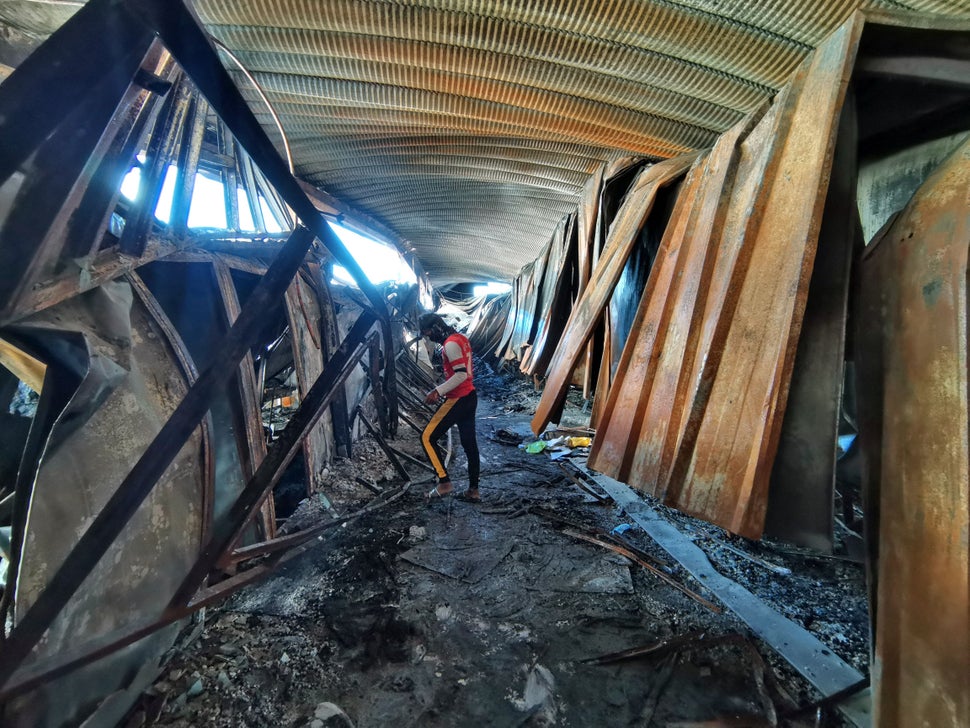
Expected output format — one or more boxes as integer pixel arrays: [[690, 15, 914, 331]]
[[120, 158, 287, 232], [327, 222, 417, 287], [472, 281, 511, 297]]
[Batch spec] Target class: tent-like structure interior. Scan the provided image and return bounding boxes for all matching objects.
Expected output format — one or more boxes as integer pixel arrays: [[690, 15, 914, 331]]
[[0, 1, 968, 726]]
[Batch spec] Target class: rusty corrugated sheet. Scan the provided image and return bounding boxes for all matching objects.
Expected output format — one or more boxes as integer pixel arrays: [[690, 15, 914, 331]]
[[587, 112, 753, 489], [531, 152, 698, 434], [858, 135, 970, 728], [586, 157, 704, 476], [763, 94, 859, 552], [665, 15, 864, 539]]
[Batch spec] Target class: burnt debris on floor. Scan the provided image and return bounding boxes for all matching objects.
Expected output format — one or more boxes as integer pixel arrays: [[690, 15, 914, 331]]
[[127, 366, 869, 728]]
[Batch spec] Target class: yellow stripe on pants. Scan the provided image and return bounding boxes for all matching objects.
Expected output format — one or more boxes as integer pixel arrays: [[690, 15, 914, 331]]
[[422, 398, 457, 478]]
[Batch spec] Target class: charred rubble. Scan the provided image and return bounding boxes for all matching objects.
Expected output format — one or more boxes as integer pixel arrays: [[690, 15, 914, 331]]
[[0, 4, 968, 728]]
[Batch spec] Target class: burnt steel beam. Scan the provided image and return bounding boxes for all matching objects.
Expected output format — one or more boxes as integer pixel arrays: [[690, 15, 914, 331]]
[[0, 7, 156, 317], [0, 476, 414, 701], [0, 0, 152, 186], [168, 313, 379, 607], [0, 225, 317, 689], [126, 0, 399, 435]]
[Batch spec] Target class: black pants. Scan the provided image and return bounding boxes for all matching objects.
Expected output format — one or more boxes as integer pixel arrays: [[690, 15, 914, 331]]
[[421, 390, 480, 489]]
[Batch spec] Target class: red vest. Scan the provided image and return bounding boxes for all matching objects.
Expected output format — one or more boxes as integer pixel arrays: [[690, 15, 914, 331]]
[[443, 332, 475, 398]]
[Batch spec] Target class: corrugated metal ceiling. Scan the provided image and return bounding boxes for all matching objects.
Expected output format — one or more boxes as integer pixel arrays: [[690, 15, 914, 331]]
[[2, 0, 970, 283]]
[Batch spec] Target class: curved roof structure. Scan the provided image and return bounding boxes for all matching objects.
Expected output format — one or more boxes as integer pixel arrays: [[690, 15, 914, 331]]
[[1, 0, 969, 282]]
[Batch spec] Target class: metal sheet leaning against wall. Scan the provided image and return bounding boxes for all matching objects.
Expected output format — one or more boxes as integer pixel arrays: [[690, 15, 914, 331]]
[[588, 109, 762, 486], [622, 112, 759, 496], [586, 156, 704, 473], [762, 92, 859, 552], [530, 152, 698, 435], [858, 134, 970, 728], [664, 14, 864, 539]]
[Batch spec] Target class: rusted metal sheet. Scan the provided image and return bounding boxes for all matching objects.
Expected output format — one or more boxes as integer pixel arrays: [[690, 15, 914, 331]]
[[531, 152, 698, 435], [858, 135, 970, 728], [569, 166, 603, 391], [575, 166, 603, 306], [587, 157, 704, 476], [661, 98, 787, 510], [7, 281, 205, 727], [592, 176, 678, 427], [582, 164, 644, 399], [664, 17, 863, 539], [525, 213, 576, 377], [764, 94, 858, 551], [631, 118, 752, 495], [588, 113, 753, 490], [285, 271, 335, 492]]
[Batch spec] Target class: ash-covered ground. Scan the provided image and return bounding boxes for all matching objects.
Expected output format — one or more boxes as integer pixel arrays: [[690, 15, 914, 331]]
[[123, 365, 869, 728]]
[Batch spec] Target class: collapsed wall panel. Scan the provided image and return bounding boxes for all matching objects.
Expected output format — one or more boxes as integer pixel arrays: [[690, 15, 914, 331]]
[[587, 112, 750, 488], [857, 136, 970, 728], [665, 16, 863, 539], [7, 281, 205, 727], [531, 152, 698, 434]]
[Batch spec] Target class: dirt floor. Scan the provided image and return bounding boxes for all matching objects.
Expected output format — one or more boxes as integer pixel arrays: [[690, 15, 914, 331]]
[[124, 367, 870, 728]]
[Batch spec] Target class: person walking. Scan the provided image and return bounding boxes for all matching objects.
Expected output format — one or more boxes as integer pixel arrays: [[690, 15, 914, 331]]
[[418, 313, 481, 503]]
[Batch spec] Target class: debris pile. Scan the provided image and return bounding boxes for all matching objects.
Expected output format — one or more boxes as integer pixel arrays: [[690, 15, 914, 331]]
[[128, 367, 869, 727]]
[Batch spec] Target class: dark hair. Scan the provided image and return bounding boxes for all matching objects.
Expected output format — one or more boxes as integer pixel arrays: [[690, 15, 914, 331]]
[[418, 313, 446, 333], [418, 313, 453, 342]]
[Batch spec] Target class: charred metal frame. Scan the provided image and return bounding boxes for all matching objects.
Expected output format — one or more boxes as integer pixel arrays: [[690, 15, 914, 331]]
[[0, 0, 404, 697]]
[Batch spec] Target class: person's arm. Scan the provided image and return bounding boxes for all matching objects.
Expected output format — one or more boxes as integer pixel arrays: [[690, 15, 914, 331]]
[[425, 339, 467, 402]]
